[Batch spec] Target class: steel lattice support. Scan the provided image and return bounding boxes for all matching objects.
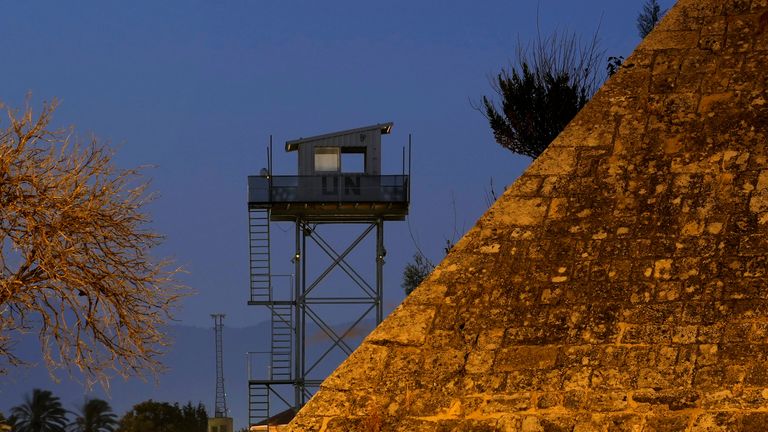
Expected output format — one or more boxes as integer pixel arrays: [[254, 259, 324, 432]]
[[246, 124, 409, 426], [247, 219, 385, 424], [291, 218, 385, 407], [211, 313, 228, 418]]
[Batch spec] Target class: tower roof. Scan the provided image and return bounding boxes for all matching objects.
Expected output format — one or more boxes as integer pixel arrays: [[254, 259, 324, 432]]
[[285, 122, 393, 152], [287, 0, 768, 429]]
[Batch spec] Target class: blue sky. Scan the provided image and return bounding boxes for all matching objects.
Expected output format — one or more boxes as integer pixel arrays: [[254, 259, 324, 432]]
[[1, 0, 673, 423]]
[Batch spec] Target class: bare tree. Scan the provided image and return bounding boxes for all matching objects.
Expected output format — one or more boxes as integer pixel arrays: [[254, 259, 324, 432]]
[[479, 27, 605, 159], [0, 99, 182, 385]]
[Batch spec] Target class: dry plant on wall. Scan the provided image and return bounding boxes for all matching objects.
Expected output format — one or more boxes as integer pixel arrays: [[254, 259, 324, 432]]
[[360, 404, 383, 432], [0, 99, 183, 386], [402, 383, 415, 417]]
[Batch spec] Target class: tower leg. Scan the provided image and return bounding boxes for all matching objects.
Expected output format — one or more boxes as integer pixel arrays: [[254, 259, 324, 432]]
[[376, 219, 384, 324], [300, 221, 308, 406], [294, 219, 302, 410]]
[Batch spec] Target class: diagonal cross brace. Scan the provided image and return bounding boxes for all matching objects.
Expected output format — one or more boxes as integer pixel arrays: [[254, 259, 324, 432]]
[[303, 223, 377, 299], [304, 306, 354, 356], [304, 303, 376, 376]]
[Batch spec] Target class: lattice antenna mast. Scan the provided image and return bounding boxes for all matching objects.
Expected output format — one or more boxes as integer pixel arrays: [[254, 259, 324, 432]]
[[211, 313, 228, 418]]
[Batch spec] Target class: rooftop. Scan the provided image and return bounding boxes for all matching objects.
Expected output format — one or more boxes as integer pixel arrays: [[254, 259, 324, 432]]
[[285, 122, 393, 152]]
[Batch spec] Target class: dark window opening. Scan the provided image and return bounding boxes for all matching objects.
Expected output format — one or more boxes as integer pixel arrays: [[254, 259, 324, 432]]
[[341, 148, 366, 173]]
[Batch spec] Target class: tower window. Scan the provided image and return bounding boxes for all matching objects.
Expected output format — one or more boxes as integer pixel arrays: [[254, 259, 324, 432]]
[[341, 148, 365, 173], [314, 147, 340, 172]]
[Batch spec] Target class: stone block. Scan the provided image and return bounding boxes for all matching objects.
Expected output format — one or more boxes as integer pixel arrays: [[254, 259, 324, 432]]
[[589, 391, 629, 412], [741, 412, 768, 431], [480, 393, 532, 414], [643, 413, 691, 432], [527, 147, 576, 176], [690, 412, 740, 431], [461, 373, 507, 394], [464, 350, 494, 374], [604, 414, 644, 432], [495, 346, 559, 371], [644, 31, 701, 50], [367, 305, 435, 347], [322, 344, 389, 391], [536, 393, 561, 409], [591, 367, 632, 390], [632, 388, 700, 410], [493, 197, 549, 226]]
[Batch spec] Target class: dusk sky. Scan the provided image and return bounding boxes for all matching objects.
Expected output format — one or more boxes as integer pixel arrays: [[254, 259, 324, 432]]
[[2, 0, 674, 424]]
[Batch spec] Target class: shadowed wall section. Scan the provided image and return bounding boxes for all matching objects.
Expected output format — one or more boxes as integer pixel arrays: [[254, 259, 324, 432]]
[[287, 0, 768, 430]]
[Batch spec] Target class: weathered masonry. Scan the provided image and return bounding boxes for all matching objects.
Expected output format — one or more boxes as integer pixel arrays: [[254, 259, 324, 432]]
[[286, 0, 768, 430]]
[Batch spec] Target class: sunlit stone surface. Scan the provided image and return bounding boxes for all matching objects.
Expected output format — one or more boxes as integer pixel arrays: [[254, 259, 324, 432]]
[[287, 0, 768, 430]]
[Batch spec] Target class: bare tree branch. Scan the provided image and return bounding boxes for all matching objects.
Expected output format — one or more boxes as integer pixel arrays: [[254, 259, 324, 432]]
[[0, 99, 184, 386]]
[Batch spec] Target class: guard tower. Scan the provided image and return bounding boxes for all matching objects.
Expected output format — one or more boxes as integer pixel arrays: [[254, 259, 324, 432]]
[[246, 122, 409, 427]]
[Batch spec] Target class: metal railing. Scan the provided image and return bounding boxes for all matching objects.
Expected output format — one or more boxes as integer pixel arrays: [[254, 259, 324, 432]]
[[247, 351, 272, 381], [248, 174, 409, 205]]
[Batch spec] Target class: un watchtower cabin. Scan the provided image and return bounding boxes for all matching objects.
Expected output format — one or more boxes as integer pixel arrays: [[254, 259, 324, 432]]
[[247, 122, 409, 221]]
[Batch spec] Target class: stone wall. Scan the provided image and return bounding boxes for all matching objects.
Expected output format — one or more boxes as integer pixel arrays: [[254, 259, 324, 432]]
[[287, 0, 768, 430]]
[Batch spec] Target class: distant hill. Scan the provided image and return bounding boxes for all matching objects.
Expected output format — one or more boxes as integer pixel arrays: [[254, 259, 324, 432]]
[[0, 320, 369, 430]]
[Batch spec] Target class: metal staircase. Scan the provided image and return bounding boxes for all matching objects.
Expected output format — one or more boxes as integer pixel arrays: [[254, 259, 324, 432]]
[[270, 305, 293, 380], [248, 208, 271, 302], [248, 206, 300, 426], [248, 384, 269, 424], [247, 305, 294, 426]]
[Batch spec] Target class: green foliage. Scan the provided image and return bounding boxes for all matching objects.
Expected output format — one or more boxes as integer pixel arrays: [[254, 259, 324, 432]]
[[402, 253, 434, 296], [117, 400, 207, 432], [483, 63, 589, 158], [10, 389, 68, 432], [116, 400, 178, 432], [0, 411, 13, 432], [637, 0, 664, 38], [69, 399, 118, 432], [177, 402, 208, 432], [481, 29, 603, 159]]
